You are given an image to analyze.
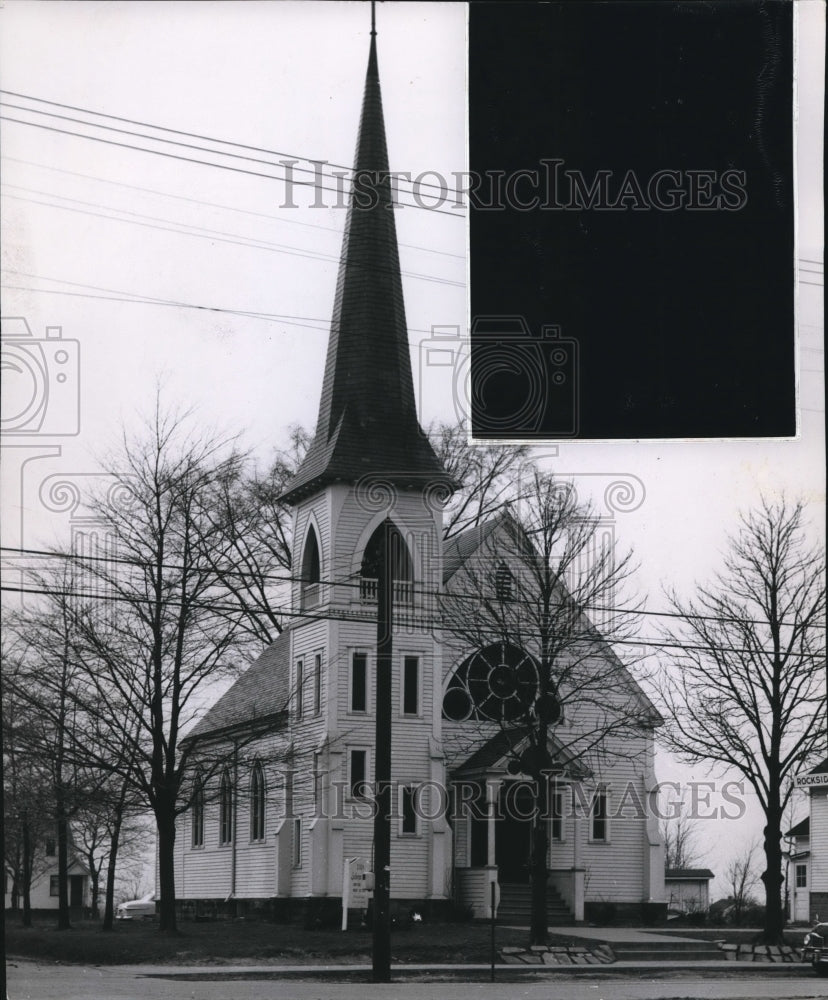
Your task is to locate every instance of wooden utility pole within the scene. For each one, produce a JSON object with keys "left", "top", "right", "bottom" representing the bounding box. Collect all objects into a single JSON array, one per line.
[{"left": 372, "top": 518, "right": 393, "bottom": 982}]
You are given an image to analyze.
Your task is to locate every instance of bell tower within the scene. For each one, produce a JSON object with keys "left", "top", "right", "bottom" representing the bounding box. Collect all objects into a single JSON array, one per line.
[{"left": 279, "top": 18, "right": 454, "bottom": 906}]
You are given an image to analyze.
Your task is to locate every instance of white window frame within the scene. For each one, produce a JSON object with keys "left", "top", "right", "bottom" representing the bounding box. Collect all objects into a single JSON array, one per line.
[
  {"left": 292, "top": 817, "right": 302, "bottom": 868},
  {"left": 349, "top": 650, "right": 370, "bottom": 714},
  {"left": 589, "top": 787, "right": 610, "bottom": 844},
  {"left": 313, "top": 651, "right": 323, "bottom": 715},
  {"left": 191, "top": 776, "right": 205, "bottom": 849},
  {"left": 295, "top": 659, "right": 304, "bottom": 719},
  {"left": 398, "top": 783, "right": 420, "bottom": 837},
  {"left": 400, "top": 653, "right": 421, "bottom": 717},
  {"left": 348, "top": 747, "right": 371, "bottom": 800},
  {"left": 550, "top": 787, "right": 565, "bottom": 843},
  {"left": 795, "top": 863, "right": 807, "bottom": 888},
  {"left": 219, "top": 768, "right": 234, "bottom": 846},
  {"left": 249, "top": 762, "right": 266, "bottom": 843}
]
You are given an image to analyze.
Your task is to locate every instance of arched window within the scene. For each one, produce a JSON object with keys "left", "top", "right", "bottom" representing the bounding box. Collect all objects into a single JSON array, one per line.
[
  {"left": 360, "top": 521, "right": 414, "bottom": 605},
  {"left": 301, "top": 526, "right": 321, "bottom": 608},
  {"left": 219, "top": 769, "right": 234, "bottom": 845},
  {"left": 442, "top": 642, "right": 539, "bottom": 723},
  {"left": 250, "top": 762, "right": 266, "bottom": 842},
  {"left": 191, "top": 774, "right": 204, "bottom": 848}
]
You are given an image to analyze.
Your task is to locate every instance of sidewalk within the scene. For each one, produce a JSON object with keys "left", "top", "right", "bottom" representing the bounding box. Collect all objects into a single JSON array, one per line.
[{"left": 80, "top": 959, "right": 813, "bottom": 978}]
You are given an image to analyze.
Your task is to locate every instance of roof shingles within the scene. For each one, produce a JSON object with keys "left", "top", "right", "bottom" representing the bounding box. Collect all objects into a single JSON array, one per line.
[{"left": 187, "top": 630, "right": 291, "bottom": 740}]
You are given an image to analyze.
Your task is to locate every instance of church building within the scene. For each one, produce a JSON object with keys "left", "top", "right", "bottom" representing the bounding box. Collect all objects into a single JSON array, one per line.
[{"left": 170, "top": 24, "right": 666, "bottom": 926}]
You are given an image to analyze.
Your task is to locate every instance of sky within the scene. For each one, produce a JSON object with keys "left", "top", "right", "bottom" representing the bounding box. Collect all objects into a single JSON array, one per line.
[{"left": 0, "top": 0, "right": 824, "bottom": 899}]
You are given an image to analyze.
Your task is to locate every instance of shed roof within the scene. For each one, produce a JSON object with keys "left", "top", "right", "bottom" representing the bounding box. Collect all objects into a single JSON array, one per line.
[{"left": 665, "top": 868, "right": 715, "bottom": 881}]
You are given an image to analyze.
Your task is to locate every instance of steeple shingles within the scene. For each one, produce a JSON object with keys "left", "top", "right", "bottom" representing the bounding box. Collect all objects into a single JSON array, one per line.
[{"left": 281, "top": 34, "right": 452, "bottom": 505}]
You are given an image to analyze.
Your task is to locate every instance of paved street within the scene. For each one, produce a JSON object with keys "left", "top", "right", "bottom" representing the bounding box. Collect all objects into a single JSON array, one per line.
[{"left": 6, "top": 961, "right": 828, "bottom": 1000}]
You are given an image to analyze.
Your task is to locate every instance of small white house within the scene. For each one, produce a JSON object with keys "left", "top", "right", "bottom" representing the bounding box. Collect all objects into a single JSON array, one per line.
[
  {"left": 787, "top": 816, "right": 811, "bottom": 923},
  {"left": 664, "top": 868, "right": 713, "bottom": 914},
  {"left": 4, "top": 839, "right": 90, "bottom": 913}
]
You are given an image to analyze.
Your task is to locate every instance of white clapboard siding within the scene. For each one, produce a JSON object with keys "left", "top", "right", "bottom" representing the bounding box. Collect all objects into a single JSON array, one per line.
[{"left": 810, "top": 791, "right": 828, "bottom": 891}]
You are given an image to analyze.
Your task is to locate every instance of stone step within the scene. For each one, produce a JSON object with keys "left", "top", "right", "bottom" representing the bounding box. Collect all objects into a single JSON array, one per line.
[
  {"left": 611, "top": 946, "right": 724, "bottom": 962},
  {"left": 613, "top": 940, "right": 720, "bottom": 953}
]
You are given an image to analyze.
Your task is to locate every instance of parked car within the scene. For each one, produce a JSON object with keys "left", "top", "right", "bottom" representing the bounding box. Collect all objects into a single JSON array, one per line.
[
  {"left": 116, "top": 893, "right": 156, "bottom": 920},
  {"left": 801, "top": 922, "right": 828, "bottom": 975}
]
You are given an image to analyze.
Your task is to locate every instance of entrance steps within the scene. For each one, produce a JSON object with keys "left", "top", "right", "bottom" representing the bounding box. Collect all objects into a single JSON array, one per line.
[
  {"left": 497, "top": 882, "right": 573, "bottom": 926},
  {"left": 609, "top": 938, "right": 724, "bottom": 962}
]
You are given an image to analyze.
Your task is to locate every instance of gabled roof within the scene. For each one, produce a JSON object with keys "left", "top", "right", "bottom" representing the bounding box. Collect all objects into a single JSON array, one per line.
[
  {"left": 665, "top": 868, "right": 715, "bottom": 881},
  {"left": 442, "top": 518, "right": 501, "bottom": 584},
  {"left": 787, "top": 816, "right": 810, "bottom": 838},
  {"left": 187, "top": 630, "right": 291, "bottom": 741},
  {"left": 809, "top": 757, "right": 828, "bottom": 775},
  {"left": 281, "top": 33, "right": 451, "bottom": 505},
  {"left": 450, "top": 728, "right": 591, "bottom": 780},
  {"left": 441, "top": 514, "right": 663, "bottom": 728}
]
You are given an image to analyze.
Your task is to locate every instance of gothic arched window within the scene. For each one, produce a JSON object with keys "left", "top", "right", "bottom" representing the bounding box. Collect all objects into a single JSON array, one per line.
[
  {"left": 250, "top": 762, "right": 266, "bottom": 842},
  {"left": 191, "top": 774, "right": 204, "bottom": 848},
  {"left": 359, "top": 521, "right": 414, "bottom": 605},
  {"left": 219, "top": 768, "right": 234, "bottom": 845},
  {"left": 301, "top": 525, "right": 321, "bottom": 608}
]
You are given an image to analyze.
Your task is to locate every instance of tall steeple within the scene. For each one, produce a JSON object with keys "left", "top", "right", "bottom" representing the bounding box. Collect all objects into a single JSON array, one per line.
[{"left": 281, "top": 23, "right": 452, "bottom": 505}]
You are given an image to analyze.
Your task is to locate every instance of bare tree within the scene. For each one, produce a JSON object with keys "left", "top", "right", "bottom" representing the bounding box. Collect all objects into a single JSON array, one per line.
[
  {"left": 73, "top": 774, "right": 148, "bottom": 926},
  {"left": 1, "top": 653, "right": 52, "bottom": 927},
  {"left": 660, "top": 811, "right": 703, "bottom": 870},
  {"left": 441, "top": 471, "right": 654, "bottom": 945},
  {"left": 65, "top": 403, "right": 252, "bottom": 935},
  {"left": 725, "top": 841, "right": 760, "bottom": 923},
  {"left": 3, "top": 573, "right": 105, "bottom": 931},
  {"left": 429, "top": 421, "right": 532, "bottom": 538},
  {"left": 657, "top": 497, "right": 826, "bottom": 943},
  {"left": 202, "top": 424, "right": 311, "bottom": 645}
]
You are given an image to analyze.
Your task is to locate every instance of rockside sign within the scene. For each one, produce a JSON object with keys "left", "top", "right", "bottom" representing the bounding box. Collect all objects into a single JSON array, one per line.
[{"left": 795, "top": 772, "right": 828, "bottom": 788}]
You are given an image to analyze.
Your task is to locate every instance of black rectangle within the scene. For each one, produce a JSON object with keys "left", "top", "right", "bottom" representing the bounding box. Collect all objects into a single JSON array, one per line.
[{"left": 469, "top": 1, "right": 795, "bottom": 439}]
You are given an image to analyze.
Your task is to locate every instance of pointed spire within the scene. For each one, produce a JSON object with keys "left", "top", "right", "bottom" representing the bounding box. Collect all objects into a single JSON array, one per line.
[{"left": 282, "top": 23, "right": 453, "bottom": 505}]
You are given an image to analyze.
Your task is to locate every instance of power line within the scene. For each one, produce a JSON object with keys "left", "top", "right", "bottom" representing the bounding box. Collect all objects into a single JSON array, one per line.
[
  {"left": 0, "top": 89, "right": 457, "bottom": 197},
  {"left": 0, "top": 191, "right": 464, "bottom": 289},
  {"left": 1, "top": 155, "right": 466, "bottom": 260},
  {"left": 2, "top": 581, "right": 824, "bottom": 664},
  {"left": 4, "top": 545, "right": 824, "bottom": 633},
  {"left": 0, "top": 270, "right": 452, "bottom": 338},
  {"left": 0, "top": 114, "right": 464, "bottom": 219}
]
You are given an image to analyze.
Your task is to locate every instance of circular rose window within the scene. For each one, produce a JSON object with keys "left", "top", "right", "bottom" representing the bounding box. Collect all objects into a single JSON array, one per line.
[{"left": 443, "top": 642, "right": 539, "bottom": 722}]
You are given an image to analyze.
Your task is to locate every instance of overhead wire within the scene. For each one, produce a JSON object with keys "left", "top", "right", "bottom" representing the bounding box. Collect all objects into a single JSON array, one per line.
[
  {"left": 0, "top": 190, "right": 464, "bottom": 288},
  {"left": 0, "top": 89, "right": 458, "bottom": 197},
  {"left": 3, "top": 545, "right": 824, "bottom": 635},
  {"left": 1, "top": 155, "right": 466, "bottom": 259}
]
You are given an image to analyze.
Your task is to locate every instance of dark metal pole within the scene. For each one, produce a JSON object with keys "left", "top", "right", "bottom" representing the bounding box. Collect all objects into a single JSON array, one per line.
[
  {"left": 372, "top": 519, "right": 393, "bottom": 982},
  {"left": 490, "top": 880, "right": 496, "bottom": 982}
]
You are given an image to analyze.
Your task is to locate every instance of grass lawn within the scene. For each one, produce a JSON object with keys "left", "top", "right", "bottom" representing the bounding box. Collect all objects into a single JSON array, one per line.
[{"left": 4, "top": 916, "right": 567, "bottom": 966}]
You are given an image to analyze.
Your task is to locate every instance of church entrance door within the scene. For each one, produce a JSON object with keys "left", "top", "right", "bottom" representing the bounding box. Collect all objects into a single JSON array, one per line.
[{"left": 495, "top": 783, "right": 534, "bottom": 884}]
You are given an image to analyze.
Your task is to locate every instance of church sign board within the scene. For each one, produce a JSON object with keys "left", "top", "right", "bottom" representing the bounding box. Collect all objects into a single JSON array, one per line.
[{"left": 341, "top": 857, "right": 371, "bottom": 930}]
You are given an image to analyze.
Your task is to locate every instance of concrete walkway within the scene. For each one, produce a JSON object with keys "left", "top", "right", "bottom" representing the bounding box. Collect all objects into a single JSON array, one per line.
[{"left": 502, "top": 924, "right": 713, "bottom": 943}]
